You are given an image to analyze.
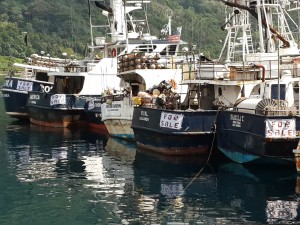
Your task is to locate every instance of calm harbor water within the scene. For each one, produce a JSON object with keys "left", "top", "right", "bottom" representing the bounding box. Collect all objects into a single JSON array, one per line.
[{"left": 0, "top": 96, "right": 299, "bottom": 225}]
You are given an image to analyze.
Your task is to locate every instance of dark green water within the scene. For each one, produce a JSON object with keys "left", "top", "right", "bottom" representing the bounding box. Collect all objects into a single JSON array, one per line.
[{"left": 0, "top": 96, "right": 299, "bottom": 225}]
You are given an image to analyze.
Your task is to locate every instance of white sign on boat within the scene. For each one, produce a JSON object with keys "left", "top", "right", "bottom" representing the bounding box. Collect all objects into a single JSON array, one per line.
[
  {"left": 160, "top": 112, "right": 183, "bottom": 130},
  {"left": 265, "top": 119, "right": 296, "bottom": 138},
  {"left": 50, "top": 94, "right": 66, "bottom": 106},
  {"left": 17, "top": 80, "right": 33, "bottom": 91}
]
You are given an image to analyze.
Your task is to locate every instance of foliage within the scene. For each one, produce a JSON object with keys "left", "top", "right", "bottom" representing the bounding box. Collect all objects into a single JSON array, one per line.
[
  {"left": 0, "top": 55, "right": 23, "bottom": 75},
  {"left": 0, "top": 0, "right": 227, "bottom": 61}
]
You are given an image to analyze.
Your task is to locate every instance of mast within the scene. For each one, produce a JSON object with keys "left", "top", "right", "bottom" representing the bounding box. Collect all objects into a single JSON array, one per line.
[
  {"left": 219, "top": 1, "right": 253, "bottom": 62},
  {"left": 220, "top": 0, "right": 299, "bottom": 62}
]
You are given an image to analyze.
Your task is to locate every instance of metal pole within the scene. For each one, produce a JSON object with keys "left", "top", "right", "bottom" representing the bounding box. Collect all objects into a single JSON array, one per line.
[{"left": 278, "top": 48, "right": 280, "bottom": 111}]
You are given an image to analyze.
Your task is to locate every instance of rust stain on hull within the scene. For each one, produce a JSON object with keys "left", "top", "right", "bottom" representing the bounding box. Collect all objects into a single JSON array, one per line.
[
  {"left": 30, "top": 117, "right": 81, "bottom": 128},
  {"left": 136, "top": 142, "right": 210, "bottom": 156}
]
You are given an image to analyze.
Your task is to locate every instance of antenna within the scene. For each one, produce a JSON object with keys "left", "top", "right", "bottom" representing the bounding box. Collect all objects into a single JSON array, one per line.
[{"left": 166, "top": 9, "right": 173, "bottom": 35}]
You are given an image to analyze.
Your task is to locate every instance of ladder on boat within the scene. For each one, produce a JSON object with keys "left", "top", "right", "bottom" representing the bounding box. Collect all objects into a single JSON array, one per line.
[
  {"left": 227, "top": 10, "right": 254, "bottom": 61},
  {"left": 274, "top": 4, "right": 295, "bottom": 46},
  {"left": 24, "top": 67, "right": 34, "bottom": 79}
]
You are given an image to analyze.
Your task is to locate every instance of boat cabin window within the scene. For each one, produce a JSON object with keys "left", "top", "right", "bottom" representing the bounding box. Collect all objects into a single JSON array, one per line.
[
  {"left": 137, "top": 45, "right": 156, "bottom": 53},
  {"left": 53, "top": 76, "right": 85, "bottom": 94},
  {"left": 169, "top": 45, "right": 177, "bottom": 55},
  {"left": 118, "top": 47, "right": 125, "bottom": 55},
  {"left": 271, "top": 84, "right": 286, "bottom": 100},
  {"left": 251, "top": 84, "right": 261, "bottom": 95},
  {"left": 160, "top": 45, "right": 177, "bottom": 56},
  {"left": 294, "top": 83, "right": 299, "bottom": 93},
  {"left": 36, "top": 72, "right": 49, "bottom": 82}
]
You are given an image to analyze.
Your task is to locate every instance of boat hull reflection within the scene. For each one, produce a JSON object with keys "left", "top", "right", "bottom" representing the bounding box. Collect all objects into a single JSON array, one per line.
[{"left": 217, "top": 163, "right": 299, "bottom": 224}]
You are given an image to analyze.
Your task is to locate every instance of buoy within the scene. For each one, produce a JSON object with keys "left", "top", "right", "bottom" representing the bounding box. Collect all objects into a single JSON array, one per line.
[{"left": 111, "top": 48, "right": 117, "bottom": 57}]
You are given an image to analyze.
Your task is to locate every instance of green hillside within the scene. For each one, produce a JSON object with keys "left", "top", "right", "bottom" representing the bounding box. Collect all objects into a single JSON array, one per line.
[{"left": 0, "top": 0, "right": 226, "bottom": 71}]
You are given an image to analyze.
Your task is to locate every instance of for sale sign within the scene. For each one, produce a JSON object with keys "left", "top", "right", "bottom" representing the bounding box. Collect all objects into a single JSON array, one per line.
[
  {"left": 50, "top": 94, "right": 66, "bottom": 106},
  {"left": 160, "top": 112, "right": 183, "bottom": 130},
  {"left": 17, "top": 80, "right": 33, "bottom": 91},
  {"left": 265, "top": 119, "right": 296, "bottom": 138}
]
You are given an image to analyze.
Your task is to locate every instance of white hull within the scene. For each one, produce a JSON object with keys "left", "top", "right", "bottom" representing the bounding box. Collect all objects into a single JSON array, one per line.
[
  {"left": 101, "top": 96, "right": 134, "bottom": 140},
  {"left": 104, "top": 119, "right": 134, "bottom": 140}
]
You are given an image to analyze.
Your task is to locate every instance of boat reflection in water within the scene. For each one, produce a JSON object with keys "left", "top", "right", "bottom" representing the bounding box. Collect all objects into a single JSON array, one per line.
[
  {"left": 84, "top": 137, "right": 219, "bottom": 224},
  {"left": 217, "top": 163, "right": 300, "bottom": 224},
  {"left": 83, "top": 137, "right": 136, "bottom": 199},
  {"left": 5, "top": 123, "right": 108, "bottom": 182},
  {"left": 133, "top": 148, "right": 218, "bottom": 224},
  {"left": 3, "top": 123, "right": 300, "bottom": 225},
  {"left": 105, "top": 137, "right": 136, "bottom": 163}
]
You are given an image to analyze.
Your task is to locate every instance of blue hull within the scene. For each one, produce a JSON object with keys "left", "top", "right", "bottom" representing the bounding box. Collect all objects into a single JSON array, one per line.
[
  {"left": 83, "top": 99, "right": 108, "bottom": 134},
  {"left": 28, "top": 106, "right": 84, "bottom": 128},
  {"left": 1, "top": 77, "right": 52, "bottom": 120},
  {"left": 216, "top": 110, "right": 300, "bottom": 164},
  {"left": 131, "top": 107, "right": 217, "bottom": 155},
  {"left": 1, "top": 89, "right": 28, "bottom": 119},
  {"left": 27, "top": 91, "right": 88, "bottom": 128}
]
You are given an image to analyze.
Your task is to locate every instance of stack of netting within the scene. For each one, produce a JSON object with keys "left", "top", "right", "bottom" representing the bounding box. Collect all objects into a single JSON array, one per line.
[{"left": 118, "top": 52, "right": 165, "bottom": 72}]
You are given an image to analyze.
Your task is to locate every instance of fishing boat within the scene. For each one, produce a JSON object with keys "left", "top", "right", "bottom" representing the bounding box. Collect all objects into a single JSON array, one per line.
[
  {"left": 1, "top": 54, "right": 62, "bottom": 120},
  {"left": 100, "top": 52, "right": 187, "bottom": 140},
  {"left": 26, "top": 0, "right": 122, "bottom": 128},
  {"left": 216, "top": 0, "right": 300, "bottom": 167},
  {"left": 90, "top": 1, "right": 190, "bottom": 140},
  {"left": 26, "top": 57, "right": 119, "bottom": 128},
  {"left": 84, "top": 96, "right": 108, "bottom": 133},
  {"left": 131, "top": 0, "right": 293, "bottom": 155},
  {"left": 130, "top": 58, "right": 268, "bottom": 155}
]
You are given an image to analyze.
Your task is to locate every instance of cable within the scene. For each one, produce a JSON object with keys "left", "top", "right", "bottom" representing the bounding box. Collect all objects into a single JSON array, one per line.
[{"left": 155, "top": 108, "right": 221, "bottom": 224}]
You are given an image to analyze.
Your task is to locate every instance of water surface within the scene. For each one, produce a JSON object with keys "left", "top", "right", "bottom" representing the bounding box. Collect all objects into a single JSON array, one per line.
[{"left": 0, "top": 96, "right": 299, "bottom": 225}]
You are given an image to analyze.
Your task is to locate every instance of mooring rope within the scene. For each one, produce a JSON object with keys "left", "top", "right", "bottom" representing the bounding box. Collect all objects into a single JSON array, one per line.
[{"left": 155, "top": 108, "right": 221, "bottom": 224}]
